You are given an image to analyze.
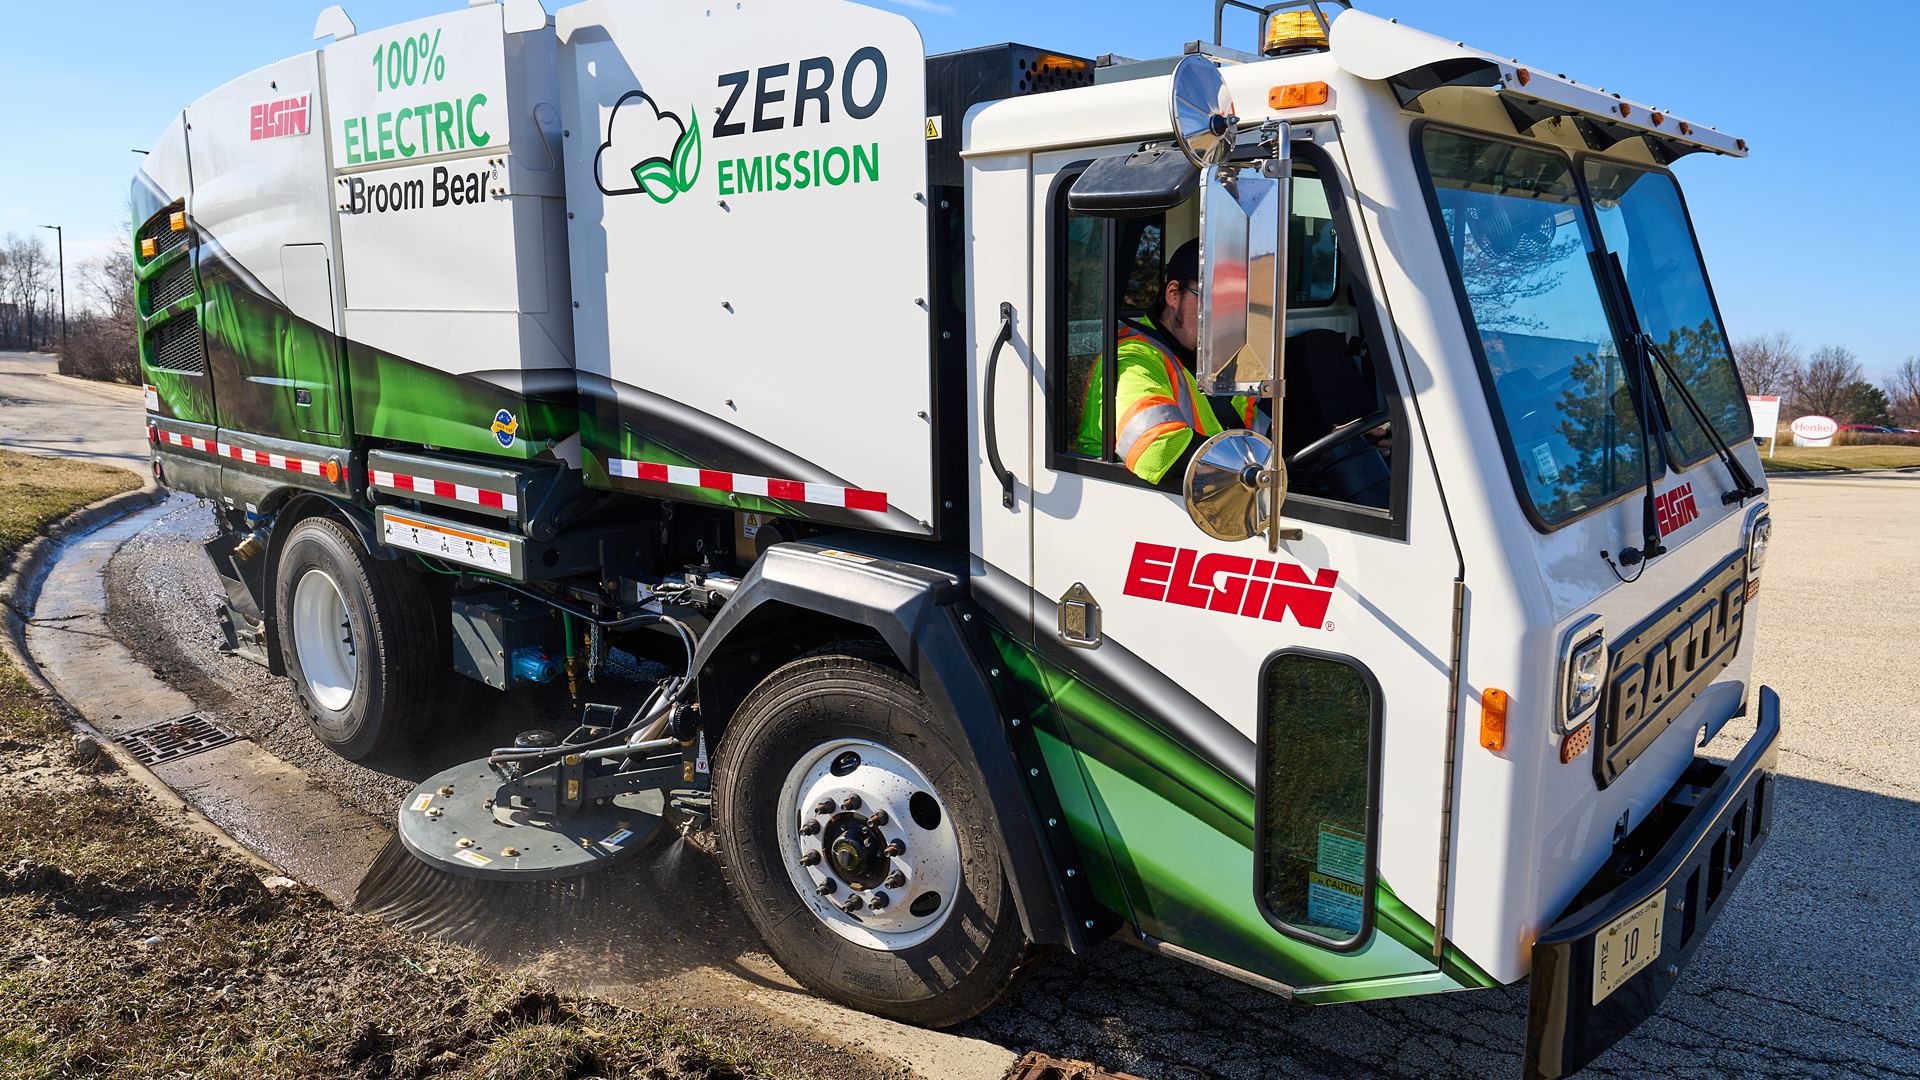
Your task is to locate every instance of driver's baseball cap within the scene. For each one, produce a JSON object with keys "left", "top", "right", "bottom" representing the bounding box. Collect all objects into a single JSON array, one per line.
[{"left": 1166, "top": 238, "right": 1200, "bottom": 285}]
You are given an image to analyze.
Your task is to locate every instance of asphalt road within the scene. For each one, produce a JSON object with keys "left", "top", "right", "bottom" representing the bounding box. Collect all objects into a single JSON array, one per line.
[
  {"left": 4, "top": 366, "right": 1914, "bottom": 1078},
  {"left": 0, "top": 350, "right": 149, "bottom": 473}
]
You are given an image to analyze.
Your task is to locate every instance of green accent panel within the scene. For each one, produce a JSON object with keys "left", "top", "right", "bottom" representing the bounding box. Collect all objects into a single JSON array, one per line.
[
  {"left": 992, "top": 633, "right": 1493, "bottom": 999},
  {"left": 578, "top": 403, "right": 804, "bottom": 518},
  {"left": 348, "top": 343, "right": 575, "bottom": 458},
  {"left": 142, "top": 359, "right": 216, "bottom": 426},
  {"left": 199, "top": 273, "right": 345, "bottom": 444}
]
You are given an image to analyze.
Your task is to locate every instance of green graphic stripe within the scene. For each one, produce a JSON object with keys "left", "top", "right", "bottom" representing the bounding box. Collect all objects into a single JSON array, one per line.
[
  {"left": 987, "top": 626, "right": 1497, "bottom": 997},
  {"left": 348, "top": 344, "right": 575, "bottom": 458}
]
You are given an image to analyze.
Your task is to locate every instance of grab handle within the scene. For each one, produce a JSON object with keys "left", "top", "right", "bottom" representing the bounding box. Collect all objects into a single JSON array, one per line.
[{"left": 984, "top": 302, "right": 1016, "bottom": 509}]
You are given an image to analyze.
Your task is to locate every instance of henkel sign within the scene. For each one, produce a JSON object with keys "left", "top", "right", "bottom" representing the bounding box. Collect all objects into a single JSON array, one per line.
[
  {"left": 1790, "top": 414, "right": 1838, "bottom": 447},
  {"left": 1654, "top": 482, "right": 1698, "bottom": 537},
  {"left": 1122, "top": 542, "right": 1339, "bottom": 630}
]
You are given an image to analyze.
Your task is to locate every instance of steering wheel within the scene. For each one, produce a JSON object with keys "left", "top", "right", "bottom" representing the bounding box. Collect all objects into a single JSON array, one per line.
[{"left": 1288, "top": 410, "right": 1391, "bottom": 471}]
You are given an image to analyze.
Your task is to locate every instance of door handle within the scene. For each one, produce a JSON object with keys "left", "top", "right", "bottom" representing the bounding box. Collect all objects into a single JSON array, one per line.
[{"left": 984, "top": 301, "right": 1016, "bottom": 509}]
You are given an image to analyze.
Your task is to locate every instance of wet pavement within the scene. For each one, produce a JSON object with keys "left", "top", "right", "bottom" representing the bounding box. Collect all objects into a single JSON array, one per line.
[{"left": 91, "top": 485, "right": 1920, "bottom": 1079}]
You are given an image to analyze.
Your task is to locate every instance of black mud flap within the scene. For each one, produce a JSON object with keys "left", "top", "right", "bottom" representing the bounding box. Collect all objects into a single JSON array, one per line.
[{"left": 1524, "top": 687, "right": 1781, "bottom": 1080}]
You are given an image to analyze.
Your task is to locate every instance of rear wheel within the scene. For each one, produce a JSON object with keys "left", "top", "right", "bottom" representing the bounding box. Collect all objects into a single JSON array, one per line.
[
  {"left": 715, "top": 654, "right": 1043, "bottom": 1027},
  {"left": 274, "top": 515, "right": 435, "bottom": 759}
]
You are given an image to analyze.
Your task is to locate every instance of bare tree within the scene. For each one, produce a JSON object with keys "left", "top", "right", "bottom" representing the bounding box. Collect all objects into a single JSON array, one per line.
[
  {"left": 1888, "top": 357, "right": 1920, "bottom": 429},
  {"left": 1732, "top": 331, "right": 1800, "bottom": 397},
  {"left": 1789, "top": 344, "right": 1863, "bottom": 418},
  {"left": 55, "top": 217, "right": 140, "bottom": 383},
  {"left": 0, "top": 232, "right": 53, "bottom": 348}
]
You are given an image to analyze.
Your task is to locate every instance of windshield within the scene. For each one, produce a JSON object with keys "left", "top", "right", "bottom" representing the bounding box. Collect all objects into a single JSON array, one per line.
[
  {"left": 1585, "top": 161, "right": 1750, "bottom": 465},
  {"left": 1419, "top": 129, "right": 1649, "bottom": 524}
]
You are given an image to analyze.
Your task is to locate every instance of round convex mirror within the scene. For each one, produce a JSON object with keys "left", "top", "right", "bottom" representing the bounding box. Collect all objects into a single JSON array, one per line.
[
  {"left": 1184, "top": 430, "right": 1283, "bottom": 542},
  {"left": 1170, "top": 54, "right": 1238, "bottom": 168}
]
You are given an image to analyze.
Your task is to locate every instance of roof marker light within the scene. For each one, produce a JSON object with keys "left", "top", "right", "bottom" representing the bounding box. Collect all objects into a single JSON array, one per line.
[
  {"left": 1619, "top": 102, "right": 1633, "bottom": 118},
  {"left": 1679, "top": 120, "right": 1692, "bottom": 135},
  {"left": 1516, "top": 67, "right": 1531, "bottom": 86},
  {"left": 1479, "top": 688, "right": 1509, "bottom": 752},
  {"left": 1651, "top": 111, "right": 1665, "bottom": 127},
  {"left": 1269, "top": 81, "right": 1330, "bottom": 110}
]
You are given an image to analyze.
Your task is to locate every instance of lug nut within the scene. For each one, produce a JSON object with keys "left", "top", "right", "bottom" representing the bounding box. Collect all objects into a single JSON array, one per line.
[
  {"left": 841, "top": 794, "right": 862, "bottom": 811},
  {"left": 801, "top": 850, "right": 821, "bottom": 866},
  {"left": 799, "top": 820, "right": 821, "bottom": 835},
  {"left": 869, "top": 890, "right": 890, "bottom": 910},
  {"left": 816, "top": 879, "right": 837, "bottom": 895},
  {"left": 885, "top": 870, "right": 906, "bottom": 888},
  {"left": 841, "top": 894, "right": 864, "bottom": 912},
  {"left": 867, "top": 809, "right": 889, "bottom": 827},
  {"left": 885, "top": 838, "right": 906, "bottom": 857},
  {"left": 814, "top": 798, "right": 836, "bottom": 815}
]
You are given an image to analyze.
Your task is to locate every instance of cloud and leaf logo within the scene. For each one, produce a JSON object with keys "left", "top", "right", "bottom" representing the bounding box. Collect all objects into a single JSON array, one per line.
[{"left": 595, "top": 90, "right": 701, "bottom": 204}]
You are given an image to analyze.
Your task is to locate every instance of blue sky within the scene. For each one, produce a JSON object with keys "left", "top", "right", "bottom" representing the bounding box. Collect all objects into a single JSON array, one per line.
[{"left": 3, "top": 0, "right": 1912, "bottom": 381}]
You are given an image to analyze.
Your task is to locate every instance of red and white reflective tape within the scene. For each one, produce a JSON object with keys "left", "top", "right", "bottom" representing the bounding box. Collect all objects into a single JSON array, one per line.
[
  {"left": 607, "top": 458, "right": 888, "bottom": 513},
  {"left": 371, "top": 470, "right": 519, "bottom": 513},
  {"left": 157, "top": 429, "right": 339, "bottom": 483}
]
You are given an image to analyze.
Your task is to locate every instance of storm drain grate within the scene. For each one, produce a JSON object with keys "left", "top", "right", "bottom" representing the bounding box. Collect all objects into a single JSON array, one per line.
[{"left": 113, "top": 713, "right": 241, "bottom": 766}]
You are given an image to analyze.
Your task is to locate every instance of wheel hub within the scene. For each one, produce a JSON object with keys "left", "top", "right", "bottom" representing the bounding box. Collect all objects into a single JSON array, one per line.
[
  {"left": 777, "top": 739, "right": 963, "bottom": 951},
  {"left": 821, "top": 813, "right": 890, "bottom": 888}
]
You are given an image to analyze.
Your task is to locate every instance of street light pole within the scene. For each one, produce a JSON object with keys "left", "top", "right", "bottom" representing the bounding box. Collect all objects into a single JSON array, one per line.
[{"left": 41, "top": 225, "right": 65, "bottom": 352}]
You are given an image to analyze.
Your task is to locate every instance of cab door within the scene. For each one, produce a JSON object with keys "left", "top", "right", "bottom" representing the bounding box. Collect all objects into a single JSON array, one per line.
[{"left": 980, "top": 133, "right": 1469, "bottom": 992}]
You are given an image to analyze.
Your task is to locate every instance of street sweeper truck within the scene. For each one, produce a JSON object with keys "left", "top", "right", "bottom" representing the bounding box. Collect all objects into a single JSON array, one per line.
[{"left": 133, "top": 1, "right": 1781, "bottom": 1074}]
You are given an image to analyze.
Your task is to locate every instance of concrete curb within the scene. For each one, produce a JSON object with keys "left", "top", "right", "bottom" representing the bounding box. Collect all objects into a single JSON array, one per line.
[
  {"left": 0, "top": 484, "right": 278, "bottom": 875},
  {"left": 0, "top": 477, "right": 166, "bottom": 618}
]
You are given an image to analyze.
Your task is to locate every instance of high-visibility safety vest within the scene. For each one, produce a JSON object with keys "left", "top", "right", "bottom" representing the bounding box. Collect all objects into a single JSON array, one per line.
[{"left": 1072, "top": 317, "right": 1268, "bottom": 484}]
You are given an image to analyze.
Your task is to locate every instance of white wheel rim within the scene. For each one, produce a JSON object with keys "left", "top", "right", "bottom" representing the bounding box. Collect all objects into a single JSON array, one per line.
[
  {"left": 292, "top": 568, "right": 356, "bottom": 713},
  {"left": 777, "top": 739, "right": 962, "bottom": 950}
]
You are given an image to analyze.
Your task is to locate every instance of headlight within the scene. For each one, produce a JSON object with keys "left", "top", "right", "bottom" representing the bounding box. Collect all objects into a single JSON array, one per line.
[{"left": 1558, "top": 616, "right": 1606, "bottom": 734}]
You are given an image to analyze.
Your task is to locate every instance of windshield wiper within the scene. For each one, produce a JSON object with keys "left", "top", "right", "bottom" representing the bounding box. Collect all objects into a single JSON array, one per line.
[
  {"left": 1642, "top": 335, "right": 1766, "bottom": 504},
  {"left": 1592, "top": 252, "right": 1666, "bottom": 572}
]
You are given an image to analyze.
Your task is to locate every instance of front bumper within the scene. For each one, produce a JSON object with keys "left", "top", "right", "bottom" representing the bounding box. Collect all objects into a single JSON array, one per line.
[{"left": 1524, "top": 687, "right": 1781, "bottom": 1080}]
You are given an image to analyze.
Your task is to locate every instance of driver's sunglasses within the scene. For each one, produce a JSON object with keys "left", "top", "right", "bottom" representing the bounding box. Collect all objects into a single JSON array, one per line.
[{"left": 1181, "top": 282, "right": 1201, "bottom": 298}]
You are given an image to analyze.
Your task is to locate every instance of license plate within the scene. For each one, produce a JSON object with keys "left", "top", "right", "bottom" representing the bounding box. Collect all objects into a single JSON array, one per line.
[{"left": 1593, "top": 889, "right": 1664, "bottom": 1004}]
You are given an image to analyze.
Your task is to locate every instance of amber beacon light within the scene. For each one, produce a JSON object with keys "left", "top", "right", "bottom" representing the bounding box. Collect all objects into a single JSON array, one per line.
[{"left": 1264, "top": 11, "right": 1330, "bottom": 54}]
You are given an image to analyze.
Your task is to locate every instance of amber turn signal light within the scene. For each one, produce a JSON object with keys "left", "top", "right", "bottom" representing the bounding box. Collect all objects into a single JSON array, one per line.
[
  {"left": 1479, "top": 688, "right": 1509, "bottom": 751},
  {"left": 169, "top": 211, "right": 186, "bottom": 233},
  {"left": 1269, "top": 81, "right": 1330, "bottom": 110},
  {"left": 139, "top": 238, "right": 156, "bottom": 259},
  {"left": 1560, "top": 721, "right": 1592, "bottom": 764}
]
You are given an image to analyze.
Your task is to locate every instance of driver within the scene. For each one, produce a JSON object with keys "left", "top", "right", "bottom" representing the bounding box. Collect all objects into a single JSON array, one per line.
[{"left": 1073, "top": 239, "right": 1268, "bottom": 483}]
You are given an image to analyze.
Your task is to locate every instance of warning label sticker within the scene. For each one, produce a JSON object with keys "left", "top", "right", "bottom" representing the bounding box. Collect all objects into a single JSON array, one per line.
[
  {"left": 410, "top": 794, "right": 434, "bottom": 812},
  {"left": 1317, "top": 824, "right": 1366, "bottom": 883},
  {"left": 601, "top": 829, "right": 635, "bottom": 848},
  {"left": 1308, "top": 872, "right": 1364, "bottom": 933},
  {"left": 381, "top": 512, "right": 513, "bottom": 573},
  {"left": 454, "top": 850, "right": 493, "bottom": 867}
]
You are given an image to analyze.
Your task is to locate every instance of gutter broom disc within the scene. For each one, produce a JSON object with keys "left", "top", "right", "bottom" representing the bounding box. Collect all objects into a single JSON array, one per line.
[{"left": 397, "top": 757, "right": 664, "bottom": 881}]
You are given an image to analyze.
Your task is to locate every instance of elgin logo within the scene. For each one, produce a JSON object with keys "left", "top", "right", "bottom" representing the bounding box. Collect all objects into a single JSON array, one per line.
[
  {"left": 1122, "top": 542, "right": 1339, "bottom": 630},
  {"left": 1655, "top": 482, "right": 1699, "bottom": 537},
  {"left": 249, "top": 95, "right": 310, "bottom": 141}
]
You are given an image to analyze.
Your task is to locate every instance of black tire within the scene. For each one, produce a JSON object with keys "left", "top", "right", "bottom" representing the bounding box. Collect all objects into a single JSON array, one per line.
[
  {"left": 273, "top": 515, "right": 436, "bottom": 760},
  {"left": 714, "top": 654, "right": 1044, "bottom": 1028}
]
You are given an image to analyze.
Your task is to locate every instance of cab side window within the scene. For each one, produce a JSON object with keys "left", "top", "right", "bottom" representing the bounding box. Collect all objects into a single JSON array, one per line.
[
  {"left": 1048, "top": 149, "right": 1407, "bottom": 537},
  {"left": 1055, "top": 205, "right": 1173, "bottom": 464}
]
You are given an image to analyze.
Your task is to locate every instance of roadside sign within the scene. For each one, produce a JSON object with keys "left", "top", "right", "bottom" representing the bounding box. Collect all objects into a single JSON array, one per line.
[
  {"left": 1790, "top": 414, "right": 1838, "bottom": 447},
  {"left": 1749, "top": 395, "right": 1781, "bottom": 457}
]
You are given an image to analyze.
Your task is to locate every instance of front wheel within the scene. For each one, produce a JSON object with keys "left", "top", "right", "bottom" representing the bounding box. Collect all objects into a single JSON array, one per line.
[
  {"left": 714, "top": 654, "right": 1043, "bottom": 1027},
  {"left": 273, "top": 515, "right": 435, "bottom": 759}
]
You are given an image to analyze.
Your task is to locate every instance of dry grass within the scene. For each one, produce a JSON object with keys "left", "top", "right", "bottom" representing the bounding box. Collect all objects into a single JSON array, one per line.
[
  {"left": 1758, "top": 444, "right": 1920, "bottom": 473},
  {"left": 0, "top": 652, "right": 855, "bottom": 1080},
  {"left": 0, "top": 449, "right": 142, "bottom": 567}
]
